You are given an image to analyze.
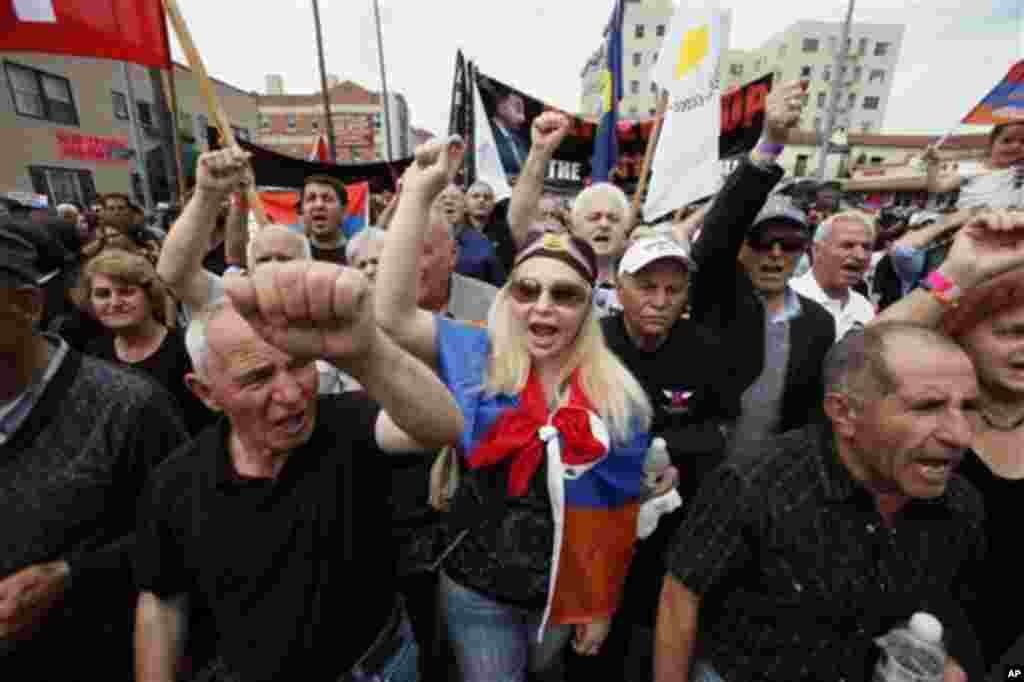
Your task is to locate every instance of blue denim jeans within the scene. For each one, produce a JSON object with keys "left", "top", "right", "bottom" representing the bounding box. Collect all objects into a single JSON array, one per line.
[
  {"left": 691, "top": 660, "right": 724, "bottom": 682},
  {"left": 349, "top": 612, "right": 419, "bottom": 682},
  {"left": 440, "top": 571, "right": 573, "bottom": 682}
]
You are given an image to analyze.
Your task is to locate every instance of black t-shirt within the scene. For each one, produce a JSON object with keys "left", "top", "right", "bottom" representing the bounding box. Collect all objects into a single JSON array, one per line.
[
  {"left": 601, "top": 313, "right": 739, "bottom": 624},
  {"left": 482, "top": 199, "right": 518, "bottom": 275},
  {"left": 202, "top": 241, "right": 228, "bottom": 277},
  {"left": 312, "top": 243, "right": 348, "bottom": 266},
  {"left": 135, "top": 394, "right": 393, "bottom": 682},
  {"left": 85, "top": 329, "right": 214, "bottom": 437},
  {"left": 956, "top": 449, "right": 1024, "bottom": 667}
]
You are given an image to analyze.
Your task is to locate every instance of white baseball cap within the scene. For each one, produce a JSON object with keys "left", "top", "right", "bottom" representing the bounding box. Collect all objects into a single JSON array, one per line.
[{"left": 619, "top": 236, "right": 695, "bottom": 277}]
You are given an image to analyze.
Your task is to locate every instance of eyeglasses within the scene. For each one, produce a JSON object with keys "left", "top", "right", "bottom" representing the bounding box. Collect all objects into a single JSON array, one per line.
[
  {"left": 746, "top": 233, "right": 808, "bottom": 253},
  {"left": 508, "top": 278, "right": 590, "bottom": 308}
]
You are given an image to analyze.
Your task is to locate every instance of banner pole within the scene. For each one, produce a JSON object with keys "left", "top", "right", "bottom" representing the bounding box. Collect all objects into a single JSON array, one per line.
[
  {"left": 632, "top": 90, "right": 669, "bottom": 216},
  {"left": 162, "top": 68, "right": 187, "bottom": 202},
  {"left": 161, "top": 0, "right": 268, "bottom": 226}
]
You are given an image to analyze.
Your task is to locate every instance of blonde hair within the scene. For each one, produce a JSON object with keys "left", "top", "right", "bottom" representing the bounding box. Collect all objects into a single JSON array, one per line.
[
  {"left": 74, "top": 248, "right": 176, "bottom": 327},
  {"left": 483, "top": 283, "right": 651, "bottom": 443}
]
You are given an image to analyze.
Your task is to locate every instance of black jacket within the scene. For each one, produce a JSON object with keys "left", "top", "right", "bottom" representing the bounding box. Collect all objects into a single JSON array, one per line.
[{"left": 690, "top": 158, "right": 835, "bottom": 434}]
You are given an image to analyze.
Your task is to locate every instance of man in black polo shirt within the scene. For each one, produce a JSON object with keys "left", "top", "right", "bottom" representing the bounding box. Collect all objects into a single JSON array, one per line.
[
  {"left": 580, "top": 236, "right": 737, "bottom": 681},
  {"left": 655, "top": 323, "right": 985, "bottom": 682},
  {"left": 134, "top": 261, "right": 465, "bottom": 682}
]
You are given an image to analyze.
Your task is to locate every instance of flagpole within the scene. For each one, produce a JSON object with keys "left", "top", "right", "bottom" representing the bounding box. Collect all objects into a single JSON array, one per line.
[
  {"left": 372, "top": 0, "right": 394, "bottom": 162},
  {"left": 312, "top": 0, "right": 337, "bottom": 163},
  {"left": 121, "top": 62, "right": 154, "bottom": 213},
  {"left": 632, "top": 90, "right": 669, "bottom": 215},
  {"left": 162, "top": 68, "right": 187, "bottom": 202},
  {"left": 162, "top": 0, "right": 268, "bottom": 226}
]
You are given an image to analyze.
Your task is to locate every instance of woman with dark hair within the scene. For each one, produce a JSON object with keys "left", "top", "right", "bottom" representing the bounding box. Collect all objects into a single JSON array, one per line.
[
  {"left": 876, "top": 208, "right": 1024, "bottom": 672},
  {"left": 924, "top": 122, "right": 1024, "bottom": 209},
  {"left": 377, "top": 137, "right": 656, "bottom": 681},
  {"left": 75, "top": 248, "right": 212, "bottom": 436}
]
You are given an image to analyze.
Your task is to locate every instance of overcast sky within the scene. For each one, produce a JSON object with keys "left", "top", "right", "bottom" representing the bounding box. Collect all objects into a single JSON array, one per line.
[{"left": 170, "top": 0, "right": 1021, "bottom": 138}]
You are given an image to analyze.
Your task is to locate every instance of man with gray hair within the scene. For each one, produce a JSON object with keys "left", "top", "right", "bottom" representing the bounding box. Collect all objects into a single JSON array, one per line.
[
  {"left": 656, "top": 322, "right": 985, "bottom": 682},
  {"left": 346, "top": 226, "right": 387, "bottom": 284},
  {"left": 134, "top": 260, "right": 465, "bottom": 682},
  {"left": 791, "top": 211, "right": 877, "bottom": 338}
]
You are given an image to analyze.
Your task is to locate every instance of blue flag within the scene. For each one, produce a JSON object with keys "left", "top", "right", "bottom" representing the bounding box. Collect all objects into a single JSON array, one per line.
[{"left": 591, "top": 0, "right": 625, "bottom": 182}]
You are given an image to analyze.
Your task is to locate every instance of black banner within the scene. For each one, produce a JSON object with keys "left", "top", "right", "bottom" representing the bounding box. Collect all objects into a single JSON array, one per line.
[{"left": 469, "top": 65, "right": 772, "bottom": 193}]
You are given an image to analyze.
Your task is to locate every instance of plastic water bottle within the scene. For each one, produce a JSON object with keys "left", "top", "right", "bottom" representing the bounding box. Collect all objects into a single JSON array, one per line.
[
  {"left": 872, "top": 612, "right": 946, "bottom": 682},
  {"left": 643, "top": 437, "right": 670, "bottom": 492}
]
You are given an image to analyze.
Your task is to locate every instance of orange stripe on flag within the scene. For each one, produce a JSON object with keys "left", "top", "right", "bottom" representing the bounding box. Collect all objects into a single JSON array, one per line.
[{"left": 548, "top": 503, "right": 640, "bottom": 625}]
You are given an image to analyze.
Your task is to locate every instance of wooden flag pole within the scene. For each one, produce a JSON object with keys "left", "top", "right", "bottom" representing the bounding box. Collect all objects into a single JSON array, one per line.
[
  {"left": 161, "top": 0, "right": 268, "bottom": 226},
  {"left": 632, "top": 90, "right": 670, "bottom": 218}
]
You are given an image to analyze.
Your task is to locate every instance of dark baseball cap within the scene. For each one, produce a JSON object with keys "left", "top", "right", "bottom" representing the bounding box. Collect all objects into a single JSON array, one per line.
[
  {"left": 748, "top": 195, "right": 810, "bottom": 236},
  {"left": 0, "top": 218, "right": 73, "bottom": 289}
]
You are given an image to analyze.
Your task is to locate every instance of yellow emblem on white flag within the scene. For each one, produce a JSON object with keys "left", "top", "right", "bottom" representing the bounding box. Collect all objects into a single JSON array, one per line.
[{"left": 675, "top": 25, "right": 709, "bottom": 80}]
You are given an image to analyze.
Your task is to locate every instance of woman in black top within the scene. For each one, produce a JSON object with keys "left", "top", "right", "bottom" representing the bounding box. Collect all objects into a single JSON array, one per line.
[{"left": 74, "top": 248, "right": 213, "bottom": 437}]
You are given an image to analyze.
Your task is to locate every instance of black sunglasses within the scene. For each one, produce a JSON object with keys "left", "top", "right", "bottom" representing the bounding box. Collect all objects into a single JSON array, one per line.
[
  {"left": 747, "top": 233, "right": 809, "bottom": 253},
  {"left": 508, "top": 278, "right": 590, "bottom": 308}
]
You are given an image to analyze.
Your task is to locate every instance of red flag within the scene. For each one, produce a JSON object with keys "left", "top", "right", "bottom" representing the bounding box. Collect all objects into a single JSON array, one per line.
[{"left": 0, "top": 0, "right": 172, "bottom": 69}]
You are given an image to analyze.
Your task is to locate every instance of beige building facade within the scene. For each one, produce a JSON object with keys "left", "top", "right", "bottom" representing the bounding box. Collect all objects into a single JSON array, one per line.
[{"left": 0, "top": 51, "right": 257, "bottom": 208}]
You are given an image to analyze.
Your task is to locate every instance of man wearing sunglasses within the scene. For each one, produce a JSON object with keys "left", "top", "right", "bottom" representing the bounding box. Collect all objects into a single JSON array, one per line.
[{"left": 686, "top": 81, "right": 836, "bottom": 459}]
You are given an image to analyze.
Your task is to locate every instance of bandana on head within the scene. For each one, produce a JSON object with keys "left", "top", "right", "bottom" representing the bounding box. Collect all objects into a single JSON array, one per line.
[{"left": 512, "top": 232, "right": 598, "bottom": 286}]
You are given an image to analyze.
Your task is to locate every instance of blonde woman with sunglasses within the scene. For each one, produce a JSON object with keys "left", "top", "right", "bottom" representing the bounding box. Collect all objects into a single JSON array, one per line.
[{"left": 376, "top": 135, "right": 653, "bottom": 682}]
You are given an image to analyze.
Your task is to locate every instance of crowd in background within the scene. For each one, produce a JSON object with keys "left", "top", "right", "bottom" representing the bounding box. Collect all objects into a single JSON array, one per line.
[{"left": 3, "top": 79, "right": 1024, "bottom": 682}]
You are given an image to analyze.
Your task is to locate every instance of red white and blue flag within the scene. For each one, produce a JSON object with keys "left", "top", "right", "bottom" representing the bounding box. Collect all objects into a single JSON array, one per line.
[{"left": 962, "top": 60, "right": 1024, "bottom": 126}]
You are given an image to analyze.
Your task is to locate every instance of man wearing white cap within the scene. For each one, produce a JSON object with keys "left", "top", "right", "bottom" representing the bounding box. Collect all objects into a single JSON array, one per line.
[{"left": 588, "top": 236, "right": 737, "bottom": 681}]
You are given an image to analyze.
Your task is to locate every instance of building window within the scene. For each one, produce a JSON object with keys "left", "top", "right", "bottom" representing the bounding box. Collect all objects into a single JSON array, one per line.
[
  {"left": 874, "top": 41, "right": 891, "bottom": 57},
  {"left": 863, "top": 96, "right": 880, "bottom": 110},
  {"left": 794, "top": 154, "right": 809, "bottom": 177},
  {"left": 847, "top": 93, "right": 856, "bottom": 108},
  {"left": 802, "top": 38, "right": 819, "bottom": 53},
  {"left": 869, "top": 69, "right": 886, "bottom": 84},
  {"left": 635, "top": 24, "right": 645, "bottom": 39},
  {"left": 730, "top": 63, "right": 743, "bottom": 76},
  {"left": 4, "top": 61, "right": 79, "bottom": 125},
  {"left": 633, "top": 52, "right": 643, "bottom": 67},
  {"left": 28, "top": 166, "right": 95, "bottom": 206},
  {"left": 352, "top": 148, "right": 361, "bottom": 162},
  {"left": 813, "top": 116, "right": 822, "bottom": 132},
  {"left": 823, "top": 65, "right": 831, "bottom": 82},
  {"left": 259, "top": 113, "right": 270, "bottom": 130},
  {"left": 860, "top": 121, "right": 873, "bottom": 133},
  {"left": 134, "top": 101, "right": 152, "bottom": 127},
  {"left": 817, "top": 91, "right": 827, "bottom": 108},
  {"left": 650, "top": 81, "right": 658, "bottom": 94},
  {"left": 870, "top": 156, "right": 884, "bottom": 165},
  {"left": 630, "top": 80, "right": 640, "bottom": 95},
  {"left": 287, "top": 113, "right": 297, "bottom": 131},
  {"left": 628, "top": 106, "right": 638, "bottom": 115},
  {"left": 858, "top": 37, "right": 869, "bottom": 54},
  {"left": 778, "top": 43, "right": 788, "bottom": 59},
  {"left": 111, "top": 91, "right": 129, "bottom": 120},
  {"left": 800, "top": 65, "right": 812, "bottom": 78},
  {"left": 829, "top": 36, "right": 838, "bottom": 53},
  {"left": 853, "top": 65, "right": 863, "bottom": 82},
  {"left": 656, "top": 24, "right": 666, "bottom": 37},
  {"left": 652, "top": 52, "right": 658, "bottom": 63}
]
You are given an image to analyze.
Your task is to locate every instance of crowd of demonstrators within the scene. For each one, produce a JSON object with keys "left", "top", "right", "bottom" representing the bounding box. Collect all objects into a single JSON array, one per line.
[{"left": 6, "top": 68, "right": 1024, "bottom": 682}]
